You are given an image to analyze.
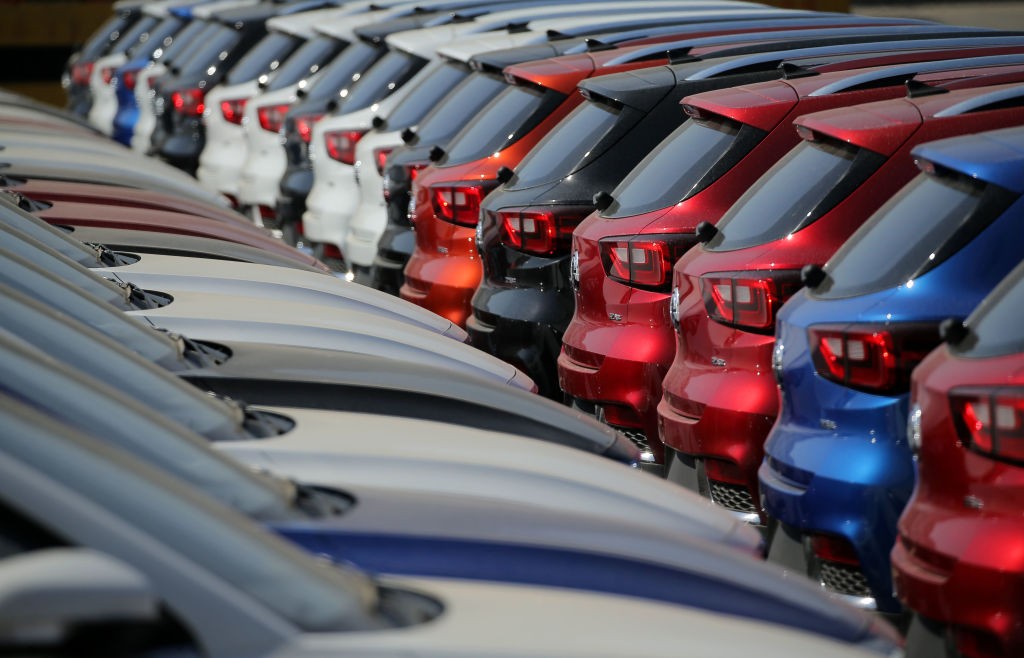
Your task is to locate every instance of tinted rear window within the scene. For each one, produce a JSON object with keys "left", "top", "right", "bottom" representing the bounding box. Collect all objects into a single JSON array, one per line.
[
  {"left": 707, "top": 138, "right": 884, "bottom": 251},
  {"left": 385, "top": 61, "right": 470, "bottom": 131},
  {"left": 606, "top": 116, "right": 764, "bottom": 218},
  {"left": 513, "top": 101, "right": 620, "bottom": 188},
  {"left": 174, "top": 25, "right": 239, "bottom": 77},
  {"left": 157, "top": 20, "right": 209, "bottom": 64},
  {"left": 414, "top": 71, "right": 507, "bottom": 145},
  {"left": 266, "top": 35, "right": 342, "bottom": 91},
  {"left": 445, "top": 83, "right": 565, "bottom": 165},
  {"left": 126, "top": 16, "right": 184, "bottom": 59},
  {"left": 958, "top": 263, "right": 1024, "bottom": 358},
  {"left": 818, "top": 172, "right": 1016, "bottom": 299},
  {"left": 110, "top": 15, "right": 160, "bottom": 56},
  {"left": 226, "top": 32, "right": 301, "bottom": 84},
  {"left": 304, "top": 41, "right": 381, "bottom": 103},
  {"left": 80, "top": 13, "right": 135, "bottom": 60},
  {"left": 337, "top": 50, "right": 427, "bottom": 112}
]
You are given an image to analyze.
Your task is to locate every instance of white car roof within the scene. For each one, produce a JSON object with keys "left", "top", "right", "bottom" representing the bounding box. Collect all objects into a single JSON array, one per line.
[
  {"left": 266, "top": 6, "right": 353, "bottom": 39},
  {"left": 190, "top": 0, "right": 260, "bottom": 20}
]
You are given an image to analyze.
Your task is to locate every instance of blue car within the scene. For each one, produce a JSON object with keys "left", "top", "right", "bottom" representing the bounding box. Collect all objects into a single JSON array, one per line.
[{"left": 760, "top": 124, "right": 1024, "bottom": 613}]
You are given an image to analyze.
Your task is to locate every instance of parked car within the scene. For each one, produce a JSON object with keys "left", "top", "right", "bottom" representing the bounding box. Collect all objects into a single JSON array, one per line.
[
  {"left": 0, "top": 395, "right": 895, "bottom": 658},
  {"left": 653, "top": 82, "right": 1024, "bottom": 614},
  {"left": 892, "top": 177, "right": 1024, "bottom": 657}
]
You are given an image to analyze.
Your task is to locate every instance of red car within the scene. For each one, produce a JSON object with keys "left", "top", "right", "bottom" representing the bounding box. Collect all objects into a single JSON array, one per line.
[
  {"left": 660, "top": 81, "right": 1024, "bottom": 519},
  {"left": 396, "top": 19, "right": 919, "bottom": 327},
  {"left": 561, "top": 52, "right": 1024, "bottom": 471},
  {"left": 894, "top": 263, "right": 1024, "bottom": 658}
]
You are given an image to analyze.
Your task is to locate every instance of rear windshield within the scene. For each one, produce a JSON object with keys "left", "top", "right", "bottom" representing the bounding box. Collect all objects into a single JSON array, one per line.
[
  {"left": 413, "top": 71, "right": 507, "bottom": 145},
  {"left": 226, "top": 32, "right": 301, "bottom": 84},
  {"left": 109, "top": 15, "right": 160, "bottom": 56},
  {"left": 126, "top": 16, "right": 184, "bottom": 59},
  {"left": 958, "top": 261, "right": 1024, "bottom": 358},
  {"left": 174, "top": 24, "right": 240, "bottom": 77},
  {"left": 385, "top": 61, "right": 470, "bottom": 131},
  {"left": 267, "top": 35, "right": 342, "bottom": 91},
  {"left": 303, "top": 41, "right": 382, "bottom": 103},
  {"left": 337, "top": 50, "right": 427, "bottom": 112},
  {"left": 606, "top": 116, "right": 765, "bottom": 218},
  {"left": 157, "top": 20, "right": 209, "bottom": 64},
  {"left": 80, "top": 13, "right": 135, "bottom": 60},
  {"left": 818, "top": 171, "right": 1017, "bottom": 299},
  {"left": 445, "top": 83, "right": 566, "bottom": 165},
  {"left": 513, "top": 100, "right": 621, "bottom": 188},
  {"left": 707, "top": 138, "right": 885, "bottom": 252}
]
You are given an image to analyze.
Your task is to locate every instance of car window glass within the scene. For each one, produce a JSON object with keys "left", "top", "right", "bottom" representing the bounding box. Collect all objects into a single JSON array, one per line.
[
  {"left": 303, "top": 41, "right": 381, "bottom": 103},
  {"left": 226, "top": 32, "right": 301, "bottom": 85},
  {"left": 512, "top": 101, "right": 620, "bottom": 188},
  {"left": 960, "top": 264, "right": 1024, "bottom": 358},
  {"left": 80, "top": 13, "right": 134, "bottom": 60},
  {"left": 413, "top": 71, "right": 507, "bottom": 145},
  {"left": 267, "top": 35, "right": 342, "bottom": 91},
  {"left": 606, "top": 116, "right": 765, "bottom": 218},
  {"left": 707, "top": 139, "right": 884, "bottom": 251},
  {"left": 1, "top": 405, "right": 379, "bottom": 633},
  {"left": 818, "top": 172, "right": 1016, "bottom": 299},
  {"left": 158, "top": 20, "right": 209, "bottom": 64},
  {"left": 384, "top": 61, "right": 470, "bottom": 131},
  {"left": 127, "top": 16, "right": 184, "bottom": 59},
  {"left": 110, "top": 15, "right": 160, "bottom": 56},
  {"left": 445, "top": 83, "right": 565, "bottom": 165},
  {"left": 336, "top": 50, "right": 427, "bottom": 112},
  {"left": 174, "top": 25, "right": 239, "bottom": 77}
]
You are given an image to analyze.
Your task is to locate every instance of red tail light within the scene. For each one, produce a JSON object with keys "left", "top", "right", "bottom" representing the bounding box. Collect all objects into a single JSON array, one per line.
[
  {"left": 324, "top": 130, "right": 366, "bottom": 165},
  {"left": 71, "top": 61, "right": 94, "bottom": 86},
  {"left": 373, "top": 147, "right": 394, "bottom": 175},
  {"left": 431, "top": 182, "right": 491, "bottom": 228},
  {"left": 500, "top": 205, "right": 591, "bottom": 257},
  {"left": 701, "top": 270, "right": 802, "bottom": 333},
  {"left": 171, "top": 88, "right": 205, "bottom": 116},
  {"left": 100, "top": 66, "right": 115, "bottom": 85},
  {"left": 121, "top": 70, "right": 137, "bottom": 91},
  {"left": 600, "top": 234, "right": 696, "bottom": 292},
  {"left": 220, "top": 98, "right": 247, "bottom": 125},
  {"left": 810, "top": 534, "right": 860, "bottom": 567},
  {"left": 257, "top": 103, "right": 289, "bottom": 133},
  {"left": 294, "top": 113, "right": 324, "bottom": 144},
  {"left": 809, "top": 323, "right": 940, "bottom": 393},
  {"left": 951, "top": 387, "right": 1024, "bottom": 465}
]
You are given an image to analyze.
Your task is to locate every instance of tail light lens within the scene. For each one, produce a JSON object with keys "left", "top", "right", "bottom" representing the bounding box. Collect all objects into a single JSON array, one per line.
[
  {"left": 701, "top": 270, "right": 802, "bottom": 333},
  {"left": 71, "top": 60, "right": 94, "bottom": 86},
  {"left": 951, "top": 388, "right": 1024, "bottom": 466},
  {"left": 500, "top": 205, "right": 591, "bottom": 257},
  {"left": 293, "top": 113, "right": 324, "bottom": 144},
  {"left": 324, "top": 130, "right": 366, "bottom": 165},
  {"left": 257, "top": 103, "right": 290, "bottom": 133},
  {"left": 810, "top": 534, "right": 860, "bottom": 567},
  {"left": 373, "top": 147, "right": 394, "bottom": 175},
  {"left": 171, "top": 88, "right": 205, "bottom": 116},
  {"left": 121, "top": 70, "right": 137, "bottom": 91},
  {"left": 431, "top": 182, "right": 493, "bottom": 228},
  {"left": 600, "top": 234, "right": 696, "bottom": 292},
  {"left": 809, "top": 323, "right": 940, "bottom": 394},
  {"left": 100, "top": 66, "right": 115, "bottom": 85},
  {"left": 220, "top": 98, "right": 247, "bottom": 125}
]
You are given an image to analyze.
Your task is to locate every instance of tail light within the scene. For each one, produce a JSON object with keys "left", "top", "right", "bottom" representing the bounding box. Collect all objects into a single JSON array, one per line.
[
  {"left": 100, "top": 66, "right": 115, "bottom": 85},
  {"left": 373, "top": 147, "right": 394, "bottom": 175},
  {"left": 810, "top": 534, "right": 860, "bottom": 567},
  {"left": 499, "top": 205, "right": 591, "bottom": 257},
  {"left": 257, "top": 103, "right": 290, "bottom": 133},
  {"left": 220, "top": 98, "right": 247, "bottom": 125},
  {"left": 293, "top": 113, "right": 324, "bottom": 144},
  {"left": 701, "top": 270, "right": 802, "bottom": 333},
  {"left": 809, "top": 323, "right": 940, "bottom": 394},
  {"left": 71, "top": 60, "right": 94, "bottom": 86},
  {"left": 600, "top": 234, "right": 696, "bottom": 292},
  {"left": 324, "top": 130, "right": 366, "bottom": 165},
  {"left": 951, "top": 387, "right": 1024, "bottom": 466},
  {"left": 121, "top": 70, "right": 137, "bottom": 91},
  {"left": 431, "top": 182, "right": 493, "bottom": 228},
  {"left": 171, "top": 88, "right": 205, "bottom": 116}
]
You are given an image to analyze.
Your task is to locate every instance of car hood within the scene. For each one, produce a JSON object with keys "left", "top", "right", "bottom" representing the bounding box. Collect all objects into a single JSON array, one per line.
[
  {"left": 97, "top": 254, "right": 464, "bottom": 340},
  {"left": 220, "top": 407, "right": 762, "bottom": 553}
]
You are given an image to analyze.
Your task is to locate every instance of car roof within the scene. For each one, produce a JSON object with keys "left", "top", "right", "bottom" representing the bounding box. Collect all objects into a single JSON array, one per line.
[{"left": 912, "top": 124, "right": 1024, "bottom": 193}]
